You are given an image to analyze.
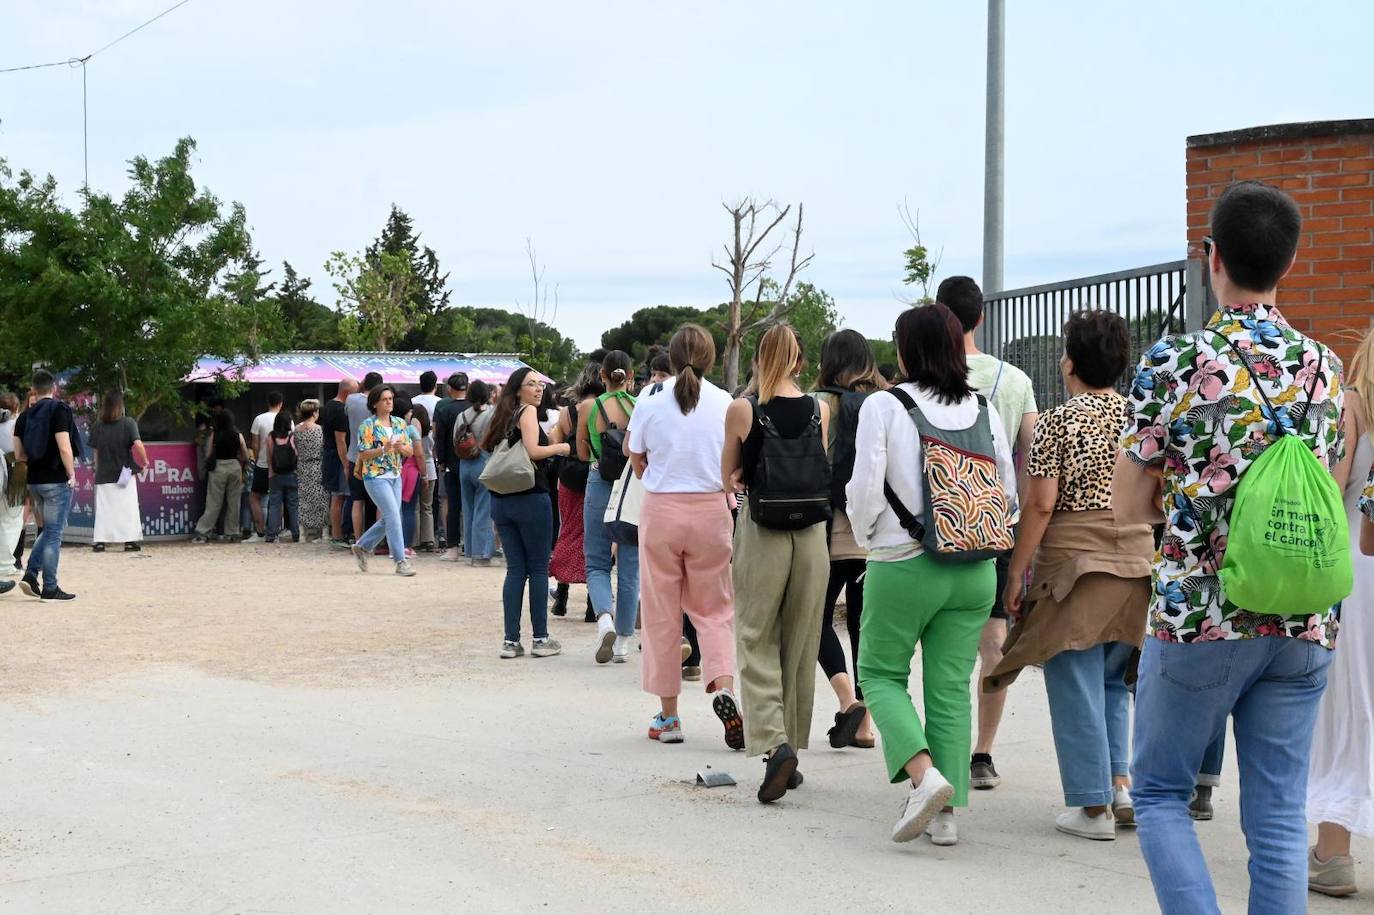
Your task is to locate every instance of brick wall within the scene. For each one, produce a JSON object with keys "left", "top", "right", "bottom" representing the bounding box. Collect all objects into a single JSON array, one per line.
[{"left": 1186, "top": 119, "right": 1374, "bottom": 366}]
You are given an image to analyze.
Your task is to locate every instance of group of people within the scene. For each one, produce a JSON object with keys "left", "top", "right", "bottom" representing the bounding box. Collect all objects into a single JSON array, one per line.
[{"left": 6, "top": 178, "right": 1373, "bottom": 912}]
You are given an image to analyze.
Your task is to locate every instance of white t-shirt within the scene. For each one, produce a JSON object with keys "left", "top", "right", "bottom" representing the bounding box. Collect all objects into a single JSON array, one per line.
[
  {"left": 625, "top": 376, "right": 732, "bottom": 493},
  {"left": 251, "top": 410, "right": 291, "bottom": 468},
  {"left": 845, "top": 382, "right": 1018, "bottom": 563}
]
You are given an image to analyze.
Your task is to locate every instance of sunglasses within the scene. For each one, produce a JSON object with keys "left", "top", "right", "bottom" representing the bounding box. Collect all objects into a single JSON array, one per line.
[{"left": 1202, "top": 235, "right": 1213, "bottom": 257}]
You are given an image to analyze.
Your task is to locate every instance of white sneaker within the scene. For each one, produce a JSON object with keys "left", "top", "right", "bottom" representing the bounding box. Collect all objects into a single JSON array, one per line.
[
  {"left": 438, "top": 549, "right": 462, "bottom": 562},
  {"left": 1055, "top": 808, "right": 1116, "bottom": 841},
  {"left": 612, "top": 636, "right": 630, "bottom": 663},
  {"left": 1112, "top": 786, "right": 1135, "bottom": 828},
  {"left": 531, "top": 638, "right": 562, "bottom": 658},
  {"left": 892, "top": 768, "right": 955, "bottom": 843},
  {"left": 243, "top": 533, "right": 263, "bottom": 544},
  {"left": 350, "top": 544, "right": 370, "bottom": 572},
  {"left": 926, "top": 810, "right": 957, "bottom": 846},
  {"left": 394, "top": 560, "right": 416, "bottom": 577},
  {"left": 594, "top": 615, "right": 616, "bottom": 664}
]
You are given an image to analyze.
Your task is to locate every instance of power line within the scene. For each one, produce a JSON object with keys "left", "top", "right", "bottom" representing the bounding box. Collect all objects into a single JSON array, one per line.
[
  {"left": 0, "top": 59, "right": 71, "bottom": 74},
  {"left": 0, "top": 0, "right": 194, "bottom": 74}
]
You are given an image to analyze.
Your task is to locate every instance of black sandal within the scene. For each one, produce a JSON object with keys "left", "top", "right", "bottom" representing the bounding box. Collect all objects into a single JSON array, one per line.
[
  {"left": 124, "top": 542, "right": 141, "bottom": 552},
  {"left": 828, "top": 702, "right": 867, "bottom": 749}
]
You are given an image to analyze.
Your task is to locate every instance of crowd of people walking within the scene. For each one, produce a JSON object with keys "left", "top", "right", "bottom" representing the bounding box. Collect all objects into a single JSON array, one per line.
[{"left": 5, "top": 180, "right": 1374, "bottom": 911}]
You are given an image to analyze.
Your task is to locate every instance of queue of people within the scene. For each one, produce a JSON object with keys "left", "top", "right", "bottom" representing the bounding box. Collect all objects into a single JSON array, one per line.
[{"left": 4, "top": 178, "right": 1372, "bottom": 908}]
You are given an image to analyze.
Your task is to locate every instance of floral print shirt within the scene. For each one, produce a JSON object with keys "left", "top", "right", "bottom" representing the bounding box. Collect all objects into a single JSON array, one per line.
[
  {"left": 1360, "top": 466, "right": 1374, "bottom": 521},
  {"left": 356, "top": 415, "right": 410, "bottom": 480},
  {"left": 1121, "top": 303, "right": 1345, "bottom": 647}
]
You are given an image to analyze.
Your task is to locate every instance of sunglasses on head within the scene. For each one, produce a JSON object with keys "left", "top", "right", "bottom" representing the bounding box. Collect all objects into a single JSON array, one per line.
[{"left": 1202, "top": 236, "right": 1213, "bottom": 257}]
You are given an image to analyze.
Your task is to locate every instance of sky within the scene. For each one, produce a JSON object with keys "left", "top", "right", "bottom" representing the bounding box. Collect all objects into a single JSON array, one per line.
[{"left": 3, "top": 0, "right": 1372, "bottom": 352}]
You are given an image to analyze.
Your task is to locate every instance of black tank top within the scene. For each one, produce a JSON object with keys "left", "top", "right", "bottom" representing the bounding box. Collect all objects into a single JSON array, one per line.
[{"left": 741, "top": 394, "right": 816, "bottom": 487}]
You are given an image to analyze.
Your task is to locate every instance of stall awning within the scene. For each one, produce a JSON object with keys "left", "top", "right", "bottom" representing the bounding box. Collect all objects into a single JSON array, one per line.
[{"left": 186, "top": 352, "right": 547, "bottom": 385}]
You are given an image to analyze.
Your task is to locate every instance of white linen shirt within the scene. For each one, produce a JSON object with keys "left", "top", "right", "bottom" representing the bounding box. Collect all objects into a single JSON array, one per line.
[
  {"left": 845, "top": 382, "right": 1018, "bottom": 563},
  {"left": 625, "top": 376, "right": 732, "bottom": 493}
]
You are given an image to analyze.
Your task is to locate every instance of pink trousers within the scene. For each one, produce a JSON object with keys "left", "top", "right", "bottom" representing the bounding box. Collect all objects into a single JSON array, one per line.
[{"left": 638, "top": 491, "right": 736, "bottom": 698}]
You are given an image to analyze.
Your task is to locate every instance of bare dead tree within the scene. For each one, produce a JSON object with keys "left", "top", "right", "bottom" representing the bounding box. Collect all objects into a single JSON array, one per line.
[
  {"left": 898, "top": 198, "right": 943, "bottom": 304},
  {"left": 711, "top": 199, "right": 814, "bottom": 391},
  {"left": 514, "top": 238, "right": 559, "bottom": 369}
]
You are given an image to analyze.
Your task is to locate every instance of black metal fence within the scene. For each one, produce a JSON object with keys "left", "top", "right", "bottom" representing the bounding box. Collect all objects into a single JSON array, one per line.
[{"left": 981, "top": 260, "right": 1198, "bottom": 410}]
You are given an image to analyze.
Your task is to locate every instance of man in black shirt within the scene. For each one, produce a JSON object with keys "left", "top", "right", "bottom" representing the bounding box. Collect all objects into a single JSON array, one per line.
[
  {"left": 319, "top": 378, "right": 357, "bottom": 546},
  {"left": 433, "top": 372, "right": 469, "bottom": 560},
  {"left": 13, "top": 369, "right": 80, "bottom": 600}
]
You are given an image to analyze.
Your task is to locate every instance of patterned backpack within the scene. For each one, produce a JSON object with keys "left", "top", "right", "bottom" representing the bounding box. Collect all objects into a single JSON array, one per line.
[{"left": 882, "top": 387, "right": 1014, "bottom": 562}]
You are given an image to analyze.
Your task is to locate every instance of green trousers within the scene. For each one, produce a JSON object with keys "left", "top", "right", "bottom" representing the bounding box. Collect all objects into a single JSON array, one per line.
[{"left": 858, "top": 552, "right": 994, "bottom": 807}]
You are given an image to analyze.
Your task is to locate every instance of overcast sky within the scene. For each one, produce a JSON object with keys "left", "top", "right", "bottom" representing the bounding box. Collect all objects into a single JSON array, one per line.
[{"left": 4, "top": 1, "right": 1371, "bottom": 351}]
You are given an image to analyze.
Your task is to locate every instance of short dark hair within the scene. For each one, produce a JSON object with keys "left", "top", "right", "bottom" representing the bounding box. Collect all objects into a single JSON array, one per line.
[
  {"left": 447, "top": 372, "right": 469, "bottom": 392},
  {"left": 267, "top": 391, "right": 284, "bottom": 408},
  {"left": 936, "top": 276, "right": 984, "bottom": 333},
  {"left": 392, "top": 390, "right": 412, "bottom": 418},
  {"left": 361, "top": 371, "right": 383, "bottom": 391},
  {"left": 367, "top": 384, "right": 395, "bottom": 413},
  {"left": 1063, "top": 311, "right": 1131, "bottom": 389},
  {"left": 419, "top": 370, "right": 437, "bottom": 393},
  {"left": 466, "top": 379, "right": 490, "bottom": 407},
  {"left": 894, "top": 304, "right": 973, "bottom": 405},
  {"left": 1211, "top": 181, "right": 1301, "bottom": 293},
  {"left": 31, "top": 369, "right": 55, "bottom": 394},
  {"left": 649, "top": 352, "right": 671, "bottom": 374}
]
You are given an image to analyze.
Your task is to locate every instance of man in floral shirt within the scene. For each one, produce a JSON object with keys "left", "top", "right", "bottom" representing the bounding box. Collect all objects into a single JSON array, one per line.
[{"left": 1114, "top": 181, "right": 1346, "bottom": 913}]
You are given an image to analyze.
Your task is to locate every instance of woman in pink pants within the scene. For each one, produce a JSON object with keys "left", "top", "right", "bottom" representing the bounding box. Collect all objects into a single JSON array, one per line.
[{"left": 626, "top": 324, "right": 742, "bottom": 748}]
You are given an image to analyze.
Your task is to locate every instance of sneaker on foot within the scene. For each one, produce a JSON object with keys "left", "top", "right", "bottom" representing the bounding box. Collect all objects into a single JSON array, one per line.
[
  {"left": 1309, "top": 846, "right": 1358, "bottom": 897},
  {"left": 19, "top": 574, "right": 40, "bottom": 599},
  {"left": 1112, "top": 785, "right": 1135, "bottom": 828},
  {"left": 681, "top": 665, "right": 702, "bottom": 681},
  {"left": 471, "top": 557, "right": 493, "bottom": 567},
  {"left": 328, "top": 538, "right": 350, "bottom": 550},
  {"left": 531, "top": 637, "right": 562, "bottom": 658},
  {"left": 192, "top": 534, "right": 210, "bottom": 544},
  {"left": 758, "top": 743, "right": 798, "bottom": 804},
  {"left": 1055, "top": 808, "right": 1116, "bottom": 841},
  {"left": 612, "top": 635, "right": 630, "bottom": 663},
  {"left": 438, "top": 548, "right": 462, "bottom": 562},
  {"left": 1188, "top": 786, "right": 1214, "bottom": 821},
  {"left": 594, "top": 615, "right": 616, "bottom": 664},
  {"left": 680, "top": 637, "right": 691, "bottom": 663},
  {"left": 243, "top": 533, "right": 263, "bottom": 544},
  {"left": 926, "top": 810, "right": 958, "bottom": 846},
  {"left": 892, "top": 769, "right": 955, "bottom": 843},
  {"left": 712, "top": 689, "right": 745, "bottom": 751},
  {"left": 350, "top": 544, "right": 370, "bottom": 572},
  {"left": 40, "top": 587, "right": 76, "bottom": 602},
  {"left": 648, "top": 713, "right": 683, "bottom": 743},
  {"left": 500, "top": 641, "right": 525, "bottom": 659},
  {"left": 0, "top": 579, "right": 14, "bottom": 595},
  {"left": 970, "top": 753, "right": 1001, "bottom": 789},
  {"left": 395, "top": 560, "right": 416, "bottom": 577}
]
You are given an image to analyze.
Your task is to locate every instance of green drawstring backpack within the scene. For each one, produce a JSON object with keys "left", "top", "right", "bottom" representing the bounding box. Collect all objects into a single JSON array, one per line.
[{"left": 1208, "top": 338, "right": 1351, "bottom": 616}]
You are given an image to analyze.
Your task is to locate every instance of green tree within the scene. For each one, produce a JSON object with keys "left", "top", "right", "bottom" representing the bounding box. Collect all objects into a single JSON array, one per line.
[
  {"left": 276, "top": 261, "right": 344, "bottom": 349},
  {"left": 0, "top": 137, "right": 281, "bottom": 418},
  {"left": 367, "top": 205, "right": 451, "bottom": 350},
  {"left": 324, "top": 249, "right": 419, "bottom": 351},
  {"left": 899, "top": 202, "right": 942, "bottom": 304},
  {"left": 600, "top": 305, "right": 712, "bottom": 360}
]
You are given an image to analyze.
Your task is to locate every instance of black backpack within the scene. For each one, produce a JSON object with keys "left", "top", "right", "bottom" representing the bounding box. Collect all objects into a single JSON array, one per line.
[
  {"left": 595, "top": 394, "right": 633, "bottom": 482},
  {"left": 270, "top": 433, "right": 297, "bottom": 474},
  {"left": 746, "top": 396, "right": 832, "bottom": 530},
  {"left": 818, "top": 386, "right": 871, "bottom": 510}
]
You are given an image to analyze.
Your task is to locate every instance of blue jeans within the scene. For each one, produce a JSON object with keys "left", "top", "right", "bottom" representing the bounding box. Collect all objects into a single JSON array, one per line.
[
  {"left": 266, "top": 473, "right": 299, "bottom": 541},
  {"left": 583, "top": 474, "right": 639, "bottom": 636},
  {"left": 401, "top": 489, "right": 416, "bottom": 548},
  {"left": 356, "top": 476, "right": 405, "bottom": 564},
  {"left": 444, "top": 465, "right": 463, "bottom": 551},
  {"left": 26, "top": 482, "right": 72, "bottom": 591},
  {"left": 1133, "top": 636, "right": 1333, "bottom": 915},
  {"left": 1043, "top": 641, "right": 1134, "bottom": 807},
  {"left": 1199, "top": 726, "right": 1226, "bottom": 787},
  {"left": 458, "top": 455, "right": 493, "bottom": 559},
  {"left": 491, "top": 491, "right": 552, "bottom": 643}
]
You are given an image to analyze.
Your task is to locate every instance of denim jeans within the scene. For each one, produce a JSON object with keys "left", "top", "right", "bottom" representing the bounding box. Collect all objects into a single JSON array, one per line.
[
  {"left": 266, "top": 473, "right": 299, "bottom": 542},
  {"left": 26, "top": 482, "right": 72, "bottom": 591},
  {"left": 1042, "top": 641, "right": 1134, "bottom": 807},
  {"left": 491, "top": 491, "right": 552, "bottom": 643},
  {"left": 356, "top": 476, "right": 406, "bottom": 564},
  {"left": 401, "top": 491, "right": 416, "bottom": 548},
  {"left": 1133, "top": 636, "right": 1333, "bottom": 915},
  {"left": 583, "top": 474, "right": 639, "bottom": 636},
  {"left": 444, "top": 465, "right": 463, "bottom": 551},
  {"left": 1198, "top": 726, "right": 1226, "bottom": 787},
  {"left": 458, "top": 455, "right": 493, "bottom": 559}
]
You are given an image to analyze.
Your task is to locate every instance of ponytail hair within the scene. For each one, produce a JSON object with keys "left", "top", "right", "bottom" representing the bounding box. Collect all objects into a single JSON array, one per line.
[
  {"left": 668, "top": 323, "right": 716, "bottom": 415},
  {"left": 601, "top": 350, "right": 633, "bottom": 389},
  {"left": 755, "top": 324, "right": 804, "bottom": 404}
]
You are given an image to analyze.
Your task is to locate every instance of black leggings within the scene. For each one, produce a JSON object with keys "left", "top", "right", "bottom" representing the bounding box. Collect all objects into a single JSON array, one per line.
[{"left": 818, "top": 558, "right": 865, "bottom": 698}]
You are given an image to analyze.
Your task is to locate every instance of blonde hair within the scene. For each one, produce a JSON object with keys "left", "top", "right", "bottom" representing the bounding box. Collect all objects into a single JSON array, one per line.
[
  {"left": 754, "top": 324, "right": 804, "bottom": 404},
  {"left": 1348, "top": 327, "right": 1374, "bottom": 440}
]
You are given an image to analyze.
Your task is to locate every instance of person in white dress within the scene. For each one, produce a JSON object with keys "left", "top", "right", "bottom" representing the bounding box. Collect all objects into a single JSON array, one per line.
[{"left": 1307, "top": 327, "right": 1374, "bottom": 897}]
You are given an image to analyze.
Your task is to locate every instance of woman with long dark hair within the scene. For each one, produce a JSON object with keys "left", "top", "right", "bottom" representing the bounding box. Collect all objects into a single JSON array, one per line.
[
  {"left": 89, "top": 390, "right": 149, "bottom": 552},
  {"left": 192, "top": 411, "right": 248, "bottom": 543},
  {"left": 482, "top": 367, "right": 573, "bottom": 659},
  {"left": 628, "top": 324, "right": 739, "bottom": 746},
  {"left": 814, "top": 329, "right": 884, "bottom": 749},
  {"left": 265, "top": 408, "right": 300, "bottom": 543},
  {"left": 846, "top": 303, "right": 1017, "bottom": 848},
  {"left": 578, "top": 351, "right": 639, "bottom": 662},
  {"left": 456, "top": 380, "right": 497, "bottom": 564},
  {"left": 550, "top": 365, "right": 602, "bottom": 620}
]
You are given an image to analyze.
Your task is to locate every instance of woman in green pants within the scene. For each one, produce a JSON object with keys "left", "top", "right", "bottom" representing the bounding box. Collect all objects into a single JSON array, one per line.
[{"left": 845, "top": 303, "right": 1018, "bottom": 848}]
